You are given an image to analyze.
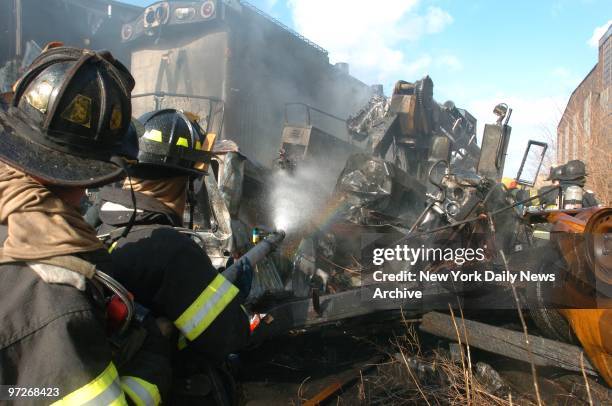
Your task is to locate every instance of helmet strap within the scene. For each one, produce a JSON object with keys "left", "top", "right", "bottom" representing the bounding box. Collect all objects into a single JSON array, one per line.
[{"left": 187, "top": 178, "right": 195, "bottom": 229}]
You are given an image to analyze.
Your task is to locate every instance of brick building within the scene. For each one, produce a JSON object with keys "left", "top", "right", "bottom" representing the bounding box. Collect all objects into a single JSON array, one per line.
[{"left": 557, "top": 23, "right": 611, "bottom": 205}]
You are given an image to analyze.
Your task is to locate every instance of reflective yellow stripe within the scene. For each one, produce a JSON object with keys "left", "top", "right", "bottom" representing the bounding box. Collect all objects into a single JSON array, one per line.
[
  {"left": 143, "top": 129, "right": 163, "bottom": 142},
  {"left": 120, "top": 376, "right": 161, "bottom": 406},
  {"left": 108, "top": 241, "right": 118, "bottom": 254},
  {"left": 174, "top": 273, "right": 239, "bottom": 341},
  {"left": 176, "top": 137, "right": 189, "bottom": 147},
  {"left": 109, "top": 398, "right": 127, "bottom": 406},
  {"left": 51, "top": 362, "right": 126, "bottom": 405}
]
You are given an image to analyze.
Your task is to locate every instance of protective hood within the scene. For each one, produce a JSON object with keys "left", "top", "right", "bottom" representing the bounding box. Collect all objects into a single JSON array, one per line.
[
  {"left": 0, "top": 163, "right": 104, "bottom": 263},
  {"left": 123, "top": 176, "right": 188, "bottom": 219}
]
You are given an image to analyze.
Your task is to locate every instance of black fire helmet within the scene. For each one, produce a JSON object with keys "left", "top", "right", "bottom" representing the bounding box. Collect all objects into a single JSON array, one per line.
[
  {"left": 131, "top": 109, "right": 212, "bottom": 179},
  {"left": 0, "top": 47, "right": 136, "bottom": 187},
  {"left": 546, "top": 165, "right": 565, "bottom": 181},
  {"left": 559, "top": 159, "right": 587, "bottom": 181}
]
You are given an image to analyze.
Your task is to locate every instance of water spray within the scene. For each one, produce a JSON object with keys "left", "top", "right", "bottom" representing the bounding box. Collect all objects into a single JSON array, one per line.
[{"left": 269, "top": 161, "right": 336, "bottom": 234}]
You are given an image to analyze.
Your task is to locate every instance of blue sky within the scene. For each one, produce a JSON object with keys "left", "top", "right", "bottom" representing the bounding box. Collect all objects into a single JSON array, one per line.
[{"left": 124, "top": 0, "right": 611, "bottom": 175}]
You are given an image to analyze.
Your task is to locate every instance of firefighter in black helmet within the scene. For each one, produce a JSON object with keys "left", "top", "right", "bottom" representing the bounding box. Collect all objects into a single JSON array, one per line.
[
  {"left": 557, "top": 159, "right": 600, "bottom": 208},
  {"left": 547, "top": 165, "right": 564, "bottom": 184},
  {"left": 95, "top": 109, "right": 251, "bottom": 399},
  {"left": 0, "top": 47, "right": 170, "bottom": 405},
  {"left": 538, "top": 160, "right": 600, "bottom": 209}
]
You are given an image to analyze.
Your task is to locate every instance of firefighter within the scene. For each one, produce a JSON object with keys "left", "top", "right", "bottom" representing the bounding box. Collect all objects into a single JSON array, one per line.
[
  {"left": 0, "top": 47, "right": 170, "bottom": 404},
  {"left": 539, "top": 161, "right": 600, "bottom": 209},
  {"left": 95, "top": 109, "right": 251, "bottom": 362},
  {"left": 538, "top": 165, "right": 564, "bottom": 209},
  {"left": 557, "top": 159, "right": 600, "bottom": 208},
  {"left": 505, "top": 179, "right": 519, "bottom": 197}
]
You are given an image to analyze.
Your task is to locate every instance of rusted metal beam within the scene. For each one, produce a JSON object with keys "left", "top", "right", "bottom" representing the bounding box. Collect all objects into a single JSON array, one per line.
[{"left": 302, "top": 355, "right": 383, "bottom": 406}]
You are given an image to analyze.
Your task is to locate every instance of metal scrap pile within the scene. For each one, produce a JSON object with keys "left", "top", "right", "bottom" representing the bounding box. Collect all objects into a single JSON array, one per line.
[
  {"left": 162, "top": 73, "right": 611, "bottom": 390},
  {"left": 282, "top": 76, "right": 519, "bottom": 303},
  {"left": 239, "top": 76, "right": 612, "bottom": 392}
]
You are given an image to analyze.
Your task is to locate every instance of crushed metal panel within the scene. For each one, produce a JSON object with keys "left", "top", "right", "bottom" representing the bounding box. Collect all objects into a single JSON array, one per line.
[
  {"left": 477, "top": 123, "right": 511, "bottom": 181},
  {"left": 217, "top": 151, "right": 246, "bottom": 217},
  {"left": 192, "top": 173, "right": 233, "bottom": 269}
]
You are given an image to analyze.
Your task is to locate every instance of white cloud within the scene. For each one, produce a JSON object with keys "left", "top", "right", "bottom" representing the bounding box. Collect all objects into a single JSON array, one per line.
[
  {"left": 287, "top": 0, "right": 453, "bottom": 88},
  {"left": 466, "top": 95, "right": 567, "bottom": 176},
  {"left": 587, "top": 20, "right": 611, "bottom": 48},
  {"left": 424, "top": 7, "right": 453, "bottom": 33},
  {"left": 436, "top": 55, "right": 463, "bottom": 71}
]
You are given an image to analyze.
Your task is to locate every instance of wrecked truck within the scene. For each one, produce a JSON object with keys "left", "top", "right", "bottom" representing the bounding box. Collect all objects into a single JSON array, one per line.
[
  {"left": 241, "top": 78, "right": 611, "bottom": 386},
  {"left": 133, "top": 75, "right": 610, "bottom": 387},
  {"left": 244, "top": 77, "right": 539, "bottom": 333}
]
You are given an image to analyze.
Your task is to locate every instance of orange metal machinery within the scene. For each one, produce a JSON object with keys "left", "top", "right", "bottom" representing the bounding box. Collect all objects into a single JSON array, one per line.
[{"left": 544, "top": 207, "right": 612, "bottom": 385}]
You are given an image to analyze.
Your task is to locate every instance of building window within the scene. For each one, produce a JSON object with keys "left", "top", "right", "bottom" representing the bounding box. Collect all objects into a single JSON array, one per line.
[
  {"left": 604, "top": 39, "right": 611, "bottom": 88},
  {"left": 572, "top": 116, "right": 578, "bottom": 160},
  {"left": 558, "top": 126, "right": 564, "bottom": 163},
  {"left": 583, "top": 94, "right": 591, "bottom": 138},
  {"left": 564, "top": 125, "right": 569, "bottom": 163}
]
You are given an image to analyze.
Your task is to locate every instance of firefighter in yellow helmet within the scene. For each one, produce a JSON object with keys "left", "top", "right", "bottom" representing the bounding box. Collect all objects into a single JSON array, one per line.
[{"left": 95, "top": 109, "right": 251, "bottom": 403}]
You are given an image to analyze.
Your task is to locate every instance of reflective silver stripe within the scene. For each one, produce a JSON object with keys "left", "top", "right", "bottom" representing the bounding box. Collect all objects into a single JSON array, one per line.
[
  {"left": 121, "top": 377, "right": 156, "bottom": 406},
  {"left": 101, "top": 201, "right": 143, "bottom": 213},
  {"left": 82, "top": 381, "right": 123, "bottom": 406},
  {"left": 533, "top": 230, "right": 550, "bottom": 240},
  {"left": 180, "top": 278, "right": 233, "bottom": 337}
]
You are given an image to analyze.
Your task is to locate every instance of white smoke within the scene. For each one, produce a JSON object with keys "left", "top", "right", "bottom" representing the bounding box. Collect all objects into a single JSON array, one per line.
[{"left": 270, "top": 162, "right": 337, "bottom": 233}]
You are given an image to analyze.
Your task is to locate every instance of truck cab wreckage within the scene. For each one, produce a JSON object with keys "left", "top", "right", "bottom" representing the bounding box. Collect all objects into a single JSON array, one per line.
[
  {"left": 129, "top": 72, "right": 608, "bottom": 398},
  {"left": 229, "top": 77, "right": 611, "bottom": 390},
  {"left": 156, "top": 74, "right": 611, "bottom": 397}
]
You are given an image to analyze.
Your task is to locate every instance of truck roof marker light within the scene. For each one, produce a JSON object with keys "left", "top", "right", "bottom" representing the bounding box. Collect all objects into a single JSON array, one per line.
[
  {"left": 201, "top": 1, "right": 215, "bottom": 19},
  {"left": 121, "top": 24, "right": 133, "bottom": 41}
]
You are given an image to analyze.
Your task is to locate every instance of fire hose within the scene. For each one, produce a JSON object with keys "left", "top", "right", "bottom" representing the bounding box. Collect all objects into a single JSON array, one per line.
[{"left": 223, "top": 230, "right": 286, "bottom": 284}]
